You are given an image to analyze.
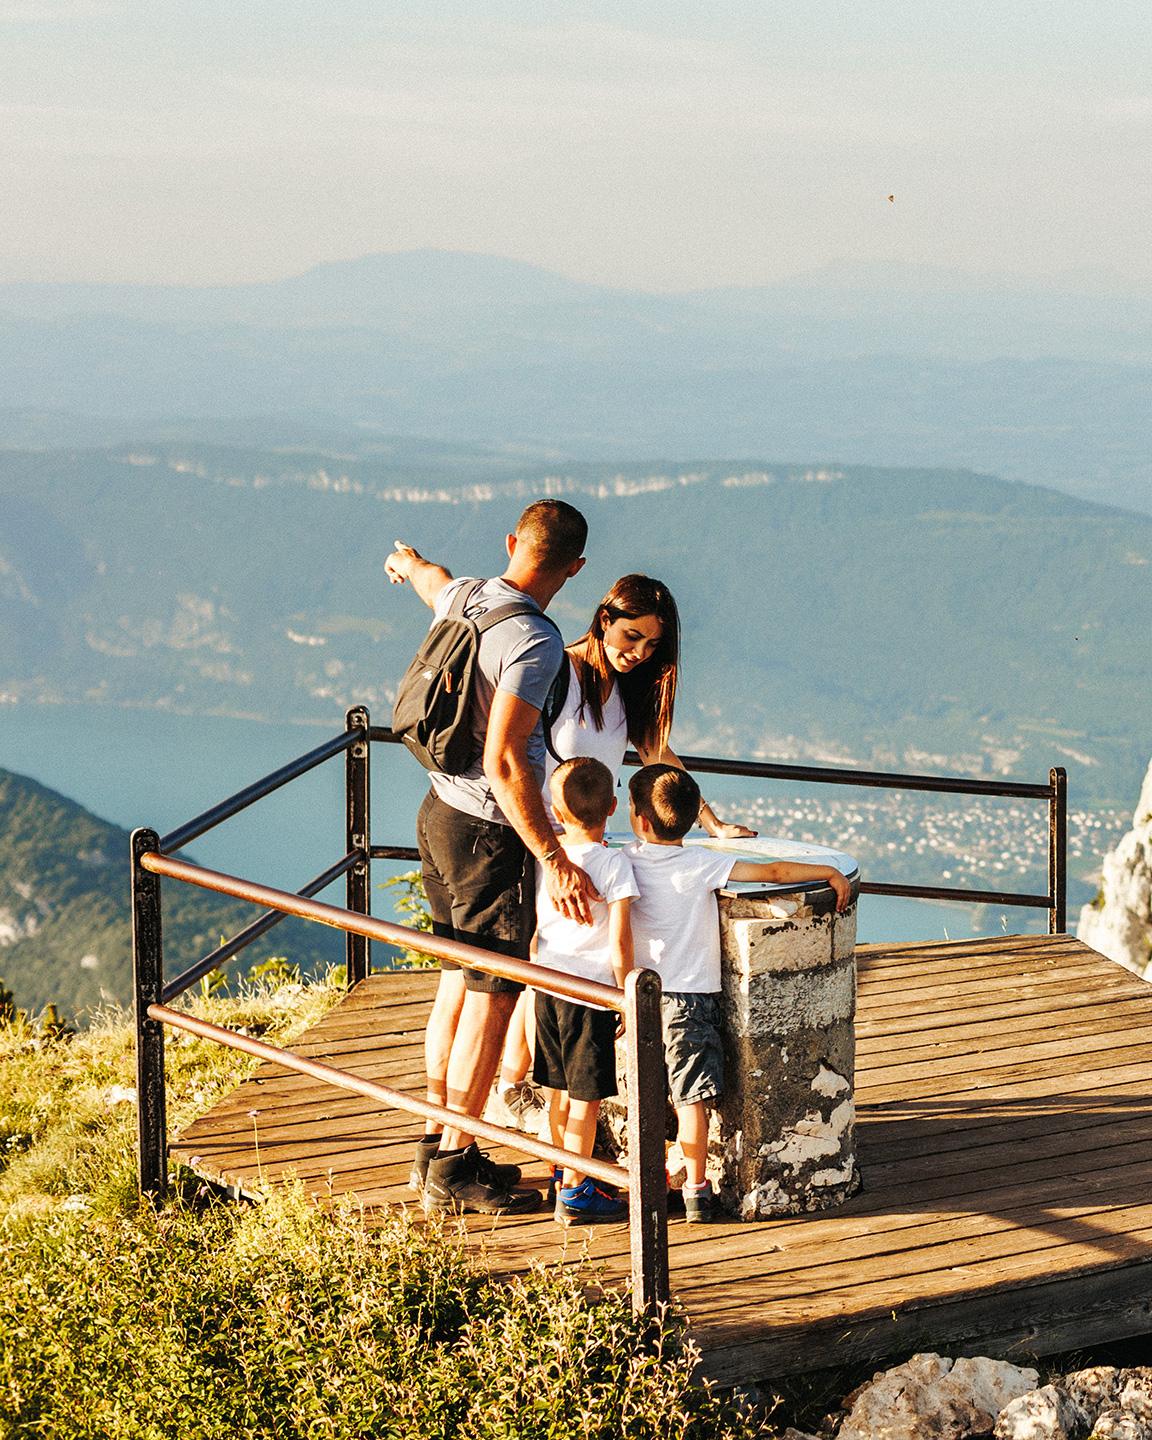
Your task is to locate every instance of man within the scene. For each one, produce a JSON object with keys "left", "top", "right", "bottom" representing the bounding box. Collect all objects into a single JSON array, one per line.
[{"left": 385, "top": 499, "right": 600, "bottom": 1213}]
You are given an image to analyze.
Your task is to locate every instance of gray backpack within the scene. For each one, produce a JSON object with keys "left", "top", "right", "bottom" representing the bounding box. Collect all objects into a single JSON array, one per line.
[{"left": 392, "top": 581, "right": 566, "bottom": 774}]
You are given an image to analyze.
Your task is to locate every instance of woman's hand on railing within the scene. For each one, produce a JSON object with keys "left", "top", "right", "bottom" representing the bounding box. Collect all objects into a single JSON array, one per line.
[{"left": 707, "top": 819, "right": 758, "bottom": 840}]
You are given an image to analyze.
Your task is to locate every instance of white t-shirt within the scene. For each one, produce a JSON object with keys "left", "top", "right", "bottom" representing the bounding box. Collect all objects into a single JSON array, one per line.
[
  {"left": 625, "top": 841, "right": 739, "bottom": 994},
  {"left": 541, "top": 658, "right": 629, "bottom": 826},
  {"left": 535, "top": 841, "right": 639, "bottom": 1008}
]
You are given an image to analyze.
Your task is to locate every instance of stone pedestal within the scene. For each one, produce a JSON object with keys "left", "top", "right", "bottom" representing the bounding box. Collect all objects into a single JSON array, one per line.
[{"left": 714, "top": 883, "right": 859, "bottom": 1217}]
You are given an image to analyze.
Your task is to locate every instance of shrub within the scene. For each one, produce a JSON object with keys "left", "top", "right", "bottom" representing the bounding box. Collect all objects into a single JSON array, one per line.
[{"left": 0, "top": 981, "right": 770, "bottom": 1440}]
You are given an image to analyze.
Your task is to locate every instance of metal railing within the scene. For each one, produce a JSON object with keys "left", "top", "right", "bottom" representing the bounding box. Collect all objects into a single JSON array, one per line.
[
  {"left": 130, "top": 707, "right": 668, "bottom": 1312},
  {"left": 132, "top": 705, "right": 1068, "bottom": 1315},
  {"left": 367, "top": 726, "right": 1068, "bottom": 932}
]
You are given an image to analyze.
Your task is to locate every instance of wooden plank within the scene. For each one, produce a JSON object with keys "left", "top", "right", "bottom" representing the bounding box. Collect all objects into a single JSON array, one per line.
[
  {"left": 859, "top": 1021, "right": 1152, "bottom": 1087},
  {"left": 695, "top": 1261, "right": 1152, "bottom": 1384},
  {"left": 856, "top": 984, "right": 1152, "bottom": 1041},
  {"left": 856, "top": 1003, "right": 1152, "bottom": 1070}
]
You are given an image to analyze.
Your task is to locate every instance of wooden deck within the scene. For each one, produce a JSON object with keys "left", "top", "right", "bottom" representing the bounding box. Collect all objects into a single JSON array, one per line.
[{"left": 171, "top": 934, "right": 1152, "bottom": 1386}]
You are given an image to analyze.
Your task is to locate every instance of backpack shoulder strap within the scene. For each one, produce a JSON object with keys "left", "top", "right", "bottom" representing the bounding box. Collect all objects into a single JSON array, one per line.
[
  {"left": 443, "top": 579, "right": 485, "bottom": 620},
  {"left": 474, "top": 602, "right": 560, "bottom": 638},
  {"left": 541, "top": 653, "right": 571, "bottom": 764}
]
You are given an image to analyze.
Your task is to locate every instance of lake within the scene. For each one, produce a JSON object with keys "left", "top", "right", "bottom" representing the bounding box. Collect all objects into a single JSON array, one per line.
[{"left": 1, "top": 702, "right": 1045, "bottom": 949}]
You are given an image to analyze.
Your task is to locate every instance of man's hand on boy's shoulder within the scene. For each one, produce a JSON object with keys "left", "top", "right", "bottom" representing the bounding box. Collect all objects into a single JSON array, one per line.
[{"left": 542, "top": 850, "right": 602, "bottom": 925}]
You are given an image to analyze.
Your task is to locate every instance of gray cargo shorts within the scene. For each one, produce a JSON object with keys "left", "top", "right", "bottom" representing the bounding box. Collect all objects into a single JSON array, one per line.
[{"left": 661, "top": 990, "right": 724, "bottom": 1108}]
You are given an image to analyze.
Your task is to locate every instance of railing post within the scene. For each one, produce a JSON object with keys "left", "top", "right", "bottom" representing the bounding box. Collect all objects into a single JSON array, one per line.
[
  {"left": 624, "top": 968, "right": 669, "bottom": 1316},
  {"left": 1049, "top": 766, "right": 1068, "bottom": 935},
  {"left": 345, "top": 706, "right": 371, "bottom": 987},
  {"left": 131, "top": 827, "right": 168, "bottom": 1200}
]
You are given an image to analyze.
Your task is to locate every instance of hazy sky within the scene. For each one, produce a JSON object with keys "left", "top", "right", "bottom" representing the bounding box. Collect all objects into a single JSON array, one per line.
[{"left": 2, "top": 0, "right": 1150, "bottom": 290}]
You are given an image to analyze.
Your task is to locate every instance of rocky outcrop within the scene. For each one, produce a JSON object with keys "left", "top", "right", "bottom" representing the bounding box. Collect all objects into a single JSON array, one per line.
[
  {"left": 794, "top": 1358, "right": 1152, "bottom": 1440},
  {"left": 1078, "top": 759, "right": 1152, "bottom": 977}
]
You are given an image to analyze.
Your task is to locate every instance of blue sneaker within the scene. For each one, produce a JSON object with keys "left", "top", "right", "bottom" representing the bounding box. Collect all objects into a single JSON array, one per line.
[
  {"left": 545, "top": 1165, "right": 563, "bottom": 1204},
  {"left": 554, "top": 1177, "right": 629, "bottom": 1225}
]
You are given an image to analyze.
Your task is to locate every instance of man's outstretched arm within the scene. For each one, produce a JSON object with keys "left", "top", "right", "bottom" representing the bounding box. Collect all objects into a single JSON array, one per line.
[
  {"left": 484, "top": 690, "right": 601, "bottom": 926},
  {"left": 384, "top": 541, "right": 453, "bottom": 609}
]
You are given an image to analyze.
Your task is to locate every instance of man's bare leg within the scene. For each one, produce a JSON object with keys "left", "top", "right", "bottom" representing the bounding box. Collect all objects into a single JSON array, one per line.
[
  {"left": 439, "top": 989, "right": 519, "bottom": 1151},
  {"left": 424, "top": 968, "right": 467, "bottom": 1133}
]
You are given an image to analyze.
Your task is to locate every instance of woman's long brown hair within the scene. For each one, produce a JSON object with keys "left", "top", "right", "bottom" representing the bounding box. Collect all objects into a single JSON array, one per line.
[{"left": 573, "top": 574, "right": 680, "bottom": 755}]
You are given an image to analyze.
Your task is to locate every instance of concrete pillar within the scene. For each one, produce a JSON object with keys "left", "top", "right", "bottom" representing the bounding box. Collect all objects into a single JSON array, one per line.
[{"left": 712, "top": 881, "right": 859, "bottom": 1217}]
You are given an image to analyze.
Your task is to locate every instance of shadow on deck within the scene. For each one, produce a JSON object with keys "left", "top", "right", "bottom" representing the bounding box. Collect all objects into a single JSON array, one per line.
[{"left": 171, "top": 933, "right": 1152, "bottom": 1387}]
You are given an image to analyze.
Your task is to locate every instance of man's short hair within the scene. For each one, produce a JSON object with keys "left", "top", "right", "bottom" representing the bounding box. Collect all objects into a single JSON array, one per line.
[
  {"left": 515, "top": 499, "right": 588, "bottom": 571},
  {"left": 550, "top": 756, "right": 615, "bottom": 828},
  {"left": 629, "top": 764, "right": 700, "bottom": 842}
]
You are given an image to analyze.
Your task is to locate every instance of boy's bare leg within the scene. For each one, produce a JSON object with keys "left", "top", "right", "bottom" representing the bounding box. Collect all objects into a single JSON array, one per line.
[
  {"left": 498, "top": 991, "right": 532, "bottom": 1091},
  {"left": 546, "top": 1087, "right": 569, "bottom": 1150},
  {"left": 561, "top": 1097, "right": 600, "bottom": 1188},
  {"left": 424, "top": 968, "right": 467, "bottom": 1135},
  {"left": 675, "top": 1101, "right": 710, "bottom": 1189},
  {"left": 439, "top": 989, "right": 519, "bottom": 1151}
]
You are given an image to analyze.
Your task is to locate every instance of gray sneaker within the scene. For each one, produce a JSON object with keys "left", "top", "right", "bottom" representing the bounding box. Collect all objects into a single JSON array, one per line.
[
  {"left": 500, "top": 1079, "right": 546, "bottom": 1120},
  {"left": 410, "top": 1137, "right": 521, "bottom": 1194},
  {"left": 683, "top": 1185, "right": 724, "bottom": 1224},
  {"left": 422, "top": 1144, "right": 541, "bottom": 1216}
]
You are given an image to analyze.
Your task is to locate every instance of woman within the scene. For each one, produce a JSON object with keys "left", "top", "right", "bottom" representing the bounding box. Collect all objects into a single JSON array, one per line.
[
  {"left": 498, "top": 574, "right": 755, "bottom": 1116},
  {"left": 542, "top": 573, "right": 754, "bottom": 838}
]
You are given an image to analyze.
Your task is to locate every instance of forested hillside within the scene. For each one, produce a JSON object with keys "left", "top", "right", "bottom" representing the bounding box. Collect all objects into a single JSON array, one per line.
[
  {"left": 0, "top": 768, "right": 342, "bottom": 1020},
  {"left": 1, "top": 446, "right": 1149, "bottom": 807}
]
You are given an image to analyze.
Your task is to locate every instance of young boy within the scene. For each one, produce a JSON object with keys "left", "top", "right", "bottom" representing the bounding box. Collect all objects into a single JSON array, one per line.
[
  {"left": 532, "top": 756, "right": 639, "bottom": 1224},
  {"left": 627, "top": 764, "right": 852, "bottom": 1223}
]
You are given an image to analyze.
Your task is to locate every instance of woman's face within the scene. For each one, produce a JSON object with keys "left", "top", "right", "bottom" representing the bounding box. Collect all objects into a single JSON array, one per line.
[{"left": 600, "top": 611, "right": 663, "bottom": 674}]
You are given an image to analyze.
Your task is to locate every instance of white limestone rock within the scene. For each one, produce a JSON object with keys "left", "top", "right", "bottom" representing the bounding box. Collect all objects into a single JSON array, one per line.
[
  {"left": 1092, "top": 1407, "right": 1150, "bottom": 1440},
  {"left": 994, "top": 1384, "right": 1092, "bottom": 1440},
  {"left": 1078, "top": 758, "right": 1152, "bottom": 976},
  {"left": 1116, "top": 1371, "right": 1152, "bottom": 1425},
  {"left": 838, "top": 1352, "right": 1039, "bottom": 1440},
  {"left": 1064, "top": 1368, "right": 1121, "bottom": 1418}
]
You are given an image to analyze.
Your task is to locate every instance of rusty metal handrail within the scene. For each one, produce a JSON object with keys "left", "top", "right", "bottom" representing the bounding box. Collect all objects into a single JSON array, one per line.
[
  {"left": 131, "top": 708, "right": 670, "bottom": 1313},
  {"left": 141, "top": 852, "right": 624, "bottom": 1012},
  {"left": 149, "top": 1004, "right": 628, "bottom": 1191},
  {"left": 161, "top": 852, "right": 361, "bottom": 1004}
]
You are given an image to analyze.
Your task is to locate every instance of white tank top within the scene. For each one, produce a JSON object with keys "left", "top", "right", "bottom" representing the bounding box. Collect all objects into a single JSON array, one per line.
[{"left": 542, "top": 657, "right": 630, "bottom": 825}]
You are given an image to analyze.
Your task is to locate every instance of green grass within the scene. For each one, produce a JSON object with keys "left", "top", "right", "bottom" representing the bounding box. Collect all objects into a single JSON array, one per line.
[{"left": 0, "top": 976, "right": 771, "bottom": 1439}]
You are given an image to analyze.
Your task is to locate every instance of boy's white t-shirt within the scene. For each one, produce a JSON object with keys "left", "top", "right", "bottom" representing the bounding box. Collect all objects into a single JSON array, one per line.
[
  {"left": 625, "top": 841, "right": 739, "bottom": 994},
  {"left": 535, "top": 841, "right": 639, "bottom": 1008}
]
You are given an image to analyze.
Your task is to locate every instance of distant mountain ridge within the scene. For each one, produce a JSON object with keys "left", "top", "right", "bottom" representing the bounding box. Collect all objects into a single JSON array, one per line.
[
  {"left": 1, "top": 444, "right": 1148, "bottom": 810},
  {"left": 1, "top": 249, "right": 1150, "bottom": 514},
  {"left": 0, "top": 768, "right": 342, "bottom": 1021}
]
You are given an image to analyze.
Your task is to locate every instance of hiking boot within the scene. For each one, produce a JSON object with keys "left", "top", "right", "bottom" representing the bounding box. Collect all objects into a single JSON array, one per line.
[
  {"left": 683, "top": 1185, "right": 723, "bottom": 1224},
  {"left": 423, "top": 1145, "right": 541, "bottom": 1216},
  {"left": 410, "top": 1137, "right": 521, "bottom": 1194},
  {"left": 554, "top": 1178, "right": 629, "bottom": 1226}
]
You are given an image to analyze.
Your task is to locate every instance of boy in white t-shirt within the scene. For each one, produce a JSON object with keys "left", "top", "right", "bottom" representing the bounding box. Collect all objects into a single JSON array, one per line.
[
  {"left": 533, "top": 757, "right": 639, "bottom": 1225},
  {"left": 627, "top": 764, "right": 852, "bottom": 1223}
]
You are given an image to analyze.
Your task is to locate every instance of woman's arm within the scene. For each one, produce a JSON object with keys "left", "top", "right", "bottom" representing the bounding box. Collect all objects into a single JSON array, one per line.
[{"left": 634, "top": 741, "right": 757, "bottom": 839}]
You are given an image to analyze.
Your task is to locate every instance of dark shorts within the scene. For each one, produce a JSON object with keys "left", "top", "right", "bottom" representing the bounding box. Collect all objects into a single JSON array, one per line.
[
  {"left": 415, "top": 790, "right": 533, "bottom": 995},
  {"left": 533, "top": 992, "right": 619, "bottom": 1103},
  {"left": 662, "top": 991, "right": 724, "bottom": 1108}
]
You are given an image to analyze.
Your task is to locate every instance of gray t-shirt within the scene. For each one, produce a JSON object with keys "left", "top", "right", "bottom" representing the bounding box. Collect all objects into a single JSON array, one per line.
[{"left": 427, "top": 576, "right": 565, "bottom": 824}]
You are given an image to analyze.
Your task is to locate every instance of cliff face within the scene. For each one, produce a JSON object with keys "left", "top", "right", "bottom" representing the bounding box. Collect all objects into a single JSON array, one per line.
[{"left": 1078, "top": 759, "right": 1152, "bottom": 976}]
